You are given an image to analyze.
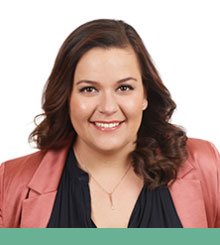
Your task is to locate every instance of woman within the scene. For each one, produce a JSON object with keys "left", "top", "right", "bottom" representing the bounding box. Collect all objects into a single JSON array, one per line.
[{"left": 0, "top": 19, "right": 219, "bottom": 228}]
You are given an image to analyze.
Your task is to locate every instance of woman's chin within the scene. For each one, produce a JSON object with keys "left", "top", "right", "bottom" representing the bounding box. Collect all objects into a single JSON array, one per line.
[
  {"left": 94, "top": 146, "right": 121, "bottom": 154},
  {"left": 91, "top": 140, "right": 135, "bottom": 155}
]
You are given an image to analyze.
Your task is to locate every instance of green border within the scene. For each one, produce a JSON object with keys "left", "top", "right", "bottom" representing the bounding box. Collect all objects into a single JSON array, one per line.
[{"left": 0, "top": 229, "right": 219, "bottom": 245}]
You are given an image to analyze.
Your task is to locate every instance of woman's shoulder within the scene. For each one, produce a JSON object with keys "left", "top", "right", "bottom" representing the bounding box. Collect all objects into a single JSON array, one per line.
[
  {"left": 185, "top": 137, "right": 220, "bottom": 175},
  {"left": 1, "top": 150, "right": 46, "bottom": 168},
  {"left": 0, "top": 150, "right": 46, "bottom": 183},
  {"left": 186, "top": 137, "right": 219, "bottom": 161},
  {"left": 187, "top": 137, "right": 218, "bottom": 152}
]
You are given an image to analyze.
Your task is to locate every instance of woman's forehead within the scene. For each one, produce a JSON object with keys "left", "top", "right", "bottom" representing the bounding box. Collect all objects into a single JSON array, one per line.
[{"left": 74, "top": 47, "right": 142, "bottom": 81}]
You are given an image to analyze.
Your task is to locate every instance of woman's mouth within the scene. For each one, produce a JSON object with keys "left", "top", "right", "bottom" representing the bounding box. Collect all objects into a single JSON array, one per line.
[{"left": 90, "top": 121, "right": 125, "bottom": 132}]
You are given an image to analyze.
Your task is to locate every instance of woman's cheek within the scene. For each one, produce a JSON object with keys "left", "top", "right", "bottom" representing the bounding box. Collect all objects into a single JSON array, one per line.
[{"left": 123, "top": 99, "right": 142, "bottom": 114}]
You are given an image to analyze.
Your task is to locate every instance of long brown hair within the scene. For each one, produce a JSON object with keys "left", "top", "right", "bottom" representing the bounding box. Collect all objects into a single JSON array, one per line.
[{"left": 29, "top": 19, "right": 188, "bottom": 189}]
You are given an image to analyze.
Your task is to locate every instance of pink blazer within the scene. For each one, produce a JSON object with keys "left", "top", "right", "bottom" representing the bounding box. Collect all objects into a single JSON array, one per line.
[{"left": 0, "top": 138, "right": 219, "bottom": 228}]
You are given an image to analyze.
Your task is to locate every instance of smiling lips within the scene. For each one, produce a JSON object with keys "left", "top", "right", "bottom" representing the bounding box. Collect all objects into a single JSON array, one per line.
[{"left": 90, "top": 120, "right": 125, "bottom": 132}]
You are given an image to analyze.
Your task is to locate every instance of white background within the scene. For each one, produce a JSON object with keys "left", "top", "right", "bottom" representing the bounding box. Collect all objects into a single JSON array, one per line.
[{"left": 0, "top": 0, "right": 219, "bottom": 163}]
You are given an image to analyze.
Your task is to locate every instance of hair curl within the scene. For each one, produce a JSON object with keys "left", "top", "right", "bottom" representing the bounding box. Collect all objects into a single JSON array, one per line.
[{"left": 29, "top": 19, "right": 188, "bottom": 189}]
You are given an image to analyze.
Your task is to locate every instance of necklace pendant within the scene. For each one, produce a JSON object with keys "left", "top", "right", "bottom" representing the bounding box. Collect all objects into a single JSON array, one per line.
[{"left": 109, "top": 193, "right": 115, "bottom": 210}]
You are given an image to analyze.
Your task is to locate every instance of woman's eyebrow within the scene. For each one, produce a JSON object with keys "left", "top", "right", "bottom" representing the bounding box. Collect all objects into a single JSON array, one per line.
[{"left": 76, "top": 77, "right": 137, "bottom": 86}]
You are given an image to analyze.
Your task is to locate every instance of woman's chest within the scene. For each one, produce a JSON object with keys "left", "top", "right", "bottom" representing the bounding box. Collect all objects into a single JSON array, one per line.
[{"left": 89, "top": 176, "right": 144, "bottom": 228}]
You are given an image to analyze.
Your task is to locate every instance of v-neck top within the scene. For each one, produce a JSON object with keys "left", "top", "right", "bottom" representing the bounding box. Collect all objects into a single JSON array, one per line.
[{"left": 47, "top": 147, "right": 183, "bottom": 228}]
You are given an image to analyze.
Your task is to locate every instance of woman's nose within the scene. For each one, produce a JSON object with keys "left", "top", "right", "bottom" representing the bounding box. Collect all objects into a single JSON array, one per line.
[{"left": 98, "top": 92, "right": 118, "bottom": 115}]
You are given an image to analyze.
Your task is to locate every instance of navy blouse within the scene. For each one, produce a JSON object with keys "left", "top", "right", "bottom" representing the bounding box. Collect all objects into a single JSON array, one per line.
[{"left": 47, "top": 147, "right": 182, "bottom": 228}]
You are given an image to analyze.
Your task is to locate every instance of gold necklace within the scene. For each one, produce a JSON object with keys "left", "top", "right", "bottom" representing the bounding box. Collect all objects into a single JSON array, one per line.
[{"left": 74, "top": 149, "right": 131, "bottom": 210}]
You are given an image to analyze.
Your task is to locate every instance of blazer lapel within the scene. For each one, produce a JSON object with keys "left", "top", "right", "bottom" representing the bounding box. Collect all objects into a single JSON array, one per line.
[
  {"left": 169, "top": 157, "right": 208, "bottom": 228},
  {"left": 20, "top": 191, "right": 58, "bottom": 228},
  {"left": 20, "top": 143, "right": 71, "bottom": 228}
]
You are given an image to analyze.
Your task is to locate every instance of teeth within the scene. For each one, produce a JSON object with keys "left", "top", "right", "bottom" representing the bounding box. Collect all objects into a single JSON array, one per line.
[{"left": 94, "top": 122, "right": 120, "bottom": 128}]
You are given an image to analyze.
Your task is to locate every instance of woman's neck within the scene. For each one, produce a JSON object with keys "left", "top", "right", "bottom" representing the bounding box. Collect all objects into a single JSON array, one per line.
[{"left": 73, "top": 138, "right": 136, "bottom": 178}]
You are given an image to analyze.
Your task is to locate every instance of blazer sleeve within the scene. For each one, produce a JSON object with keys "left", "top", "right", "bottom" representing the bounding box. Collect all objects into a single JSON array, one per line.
[
  {"left": 0, "top": 163, "right": 5, "bottom": 228},
  {"left": 209, "top": 142, "right": 220, "bottom": 228}
]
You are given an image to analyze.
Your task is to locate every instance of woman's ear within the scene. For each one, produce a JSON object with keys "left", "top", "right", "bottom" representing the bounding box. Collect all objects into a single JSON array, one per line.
[{"left": 142, "top": 98, "right": 148, "bottom": 111}]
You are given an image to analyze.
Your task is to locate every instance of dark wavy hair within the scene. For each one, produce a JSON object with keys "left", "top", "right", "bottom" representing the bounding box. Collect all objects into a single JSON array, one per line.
[{"left": 29, "top": 19, "right": 188, "bottom": 189}]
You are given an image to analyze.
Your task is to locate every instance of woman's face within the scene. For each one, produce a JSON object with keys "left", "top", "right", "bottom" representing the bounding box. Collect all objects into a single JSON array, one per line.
[{"left": 69, "top": 47, "right": 147, "bottom": 153}]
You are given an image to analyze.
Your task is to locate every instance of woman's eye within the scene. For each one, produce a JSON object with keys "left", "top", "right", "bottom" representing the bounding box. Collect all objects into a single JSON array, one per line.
[
  {"left": 79, "top": 85, "right": 134, "bottom": 93},
  {"left": 79, "top": 87, "right": 97, "bottom": 93},
  {"left": 118, "top": 85, "right": 134, "bottom": 92}
]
